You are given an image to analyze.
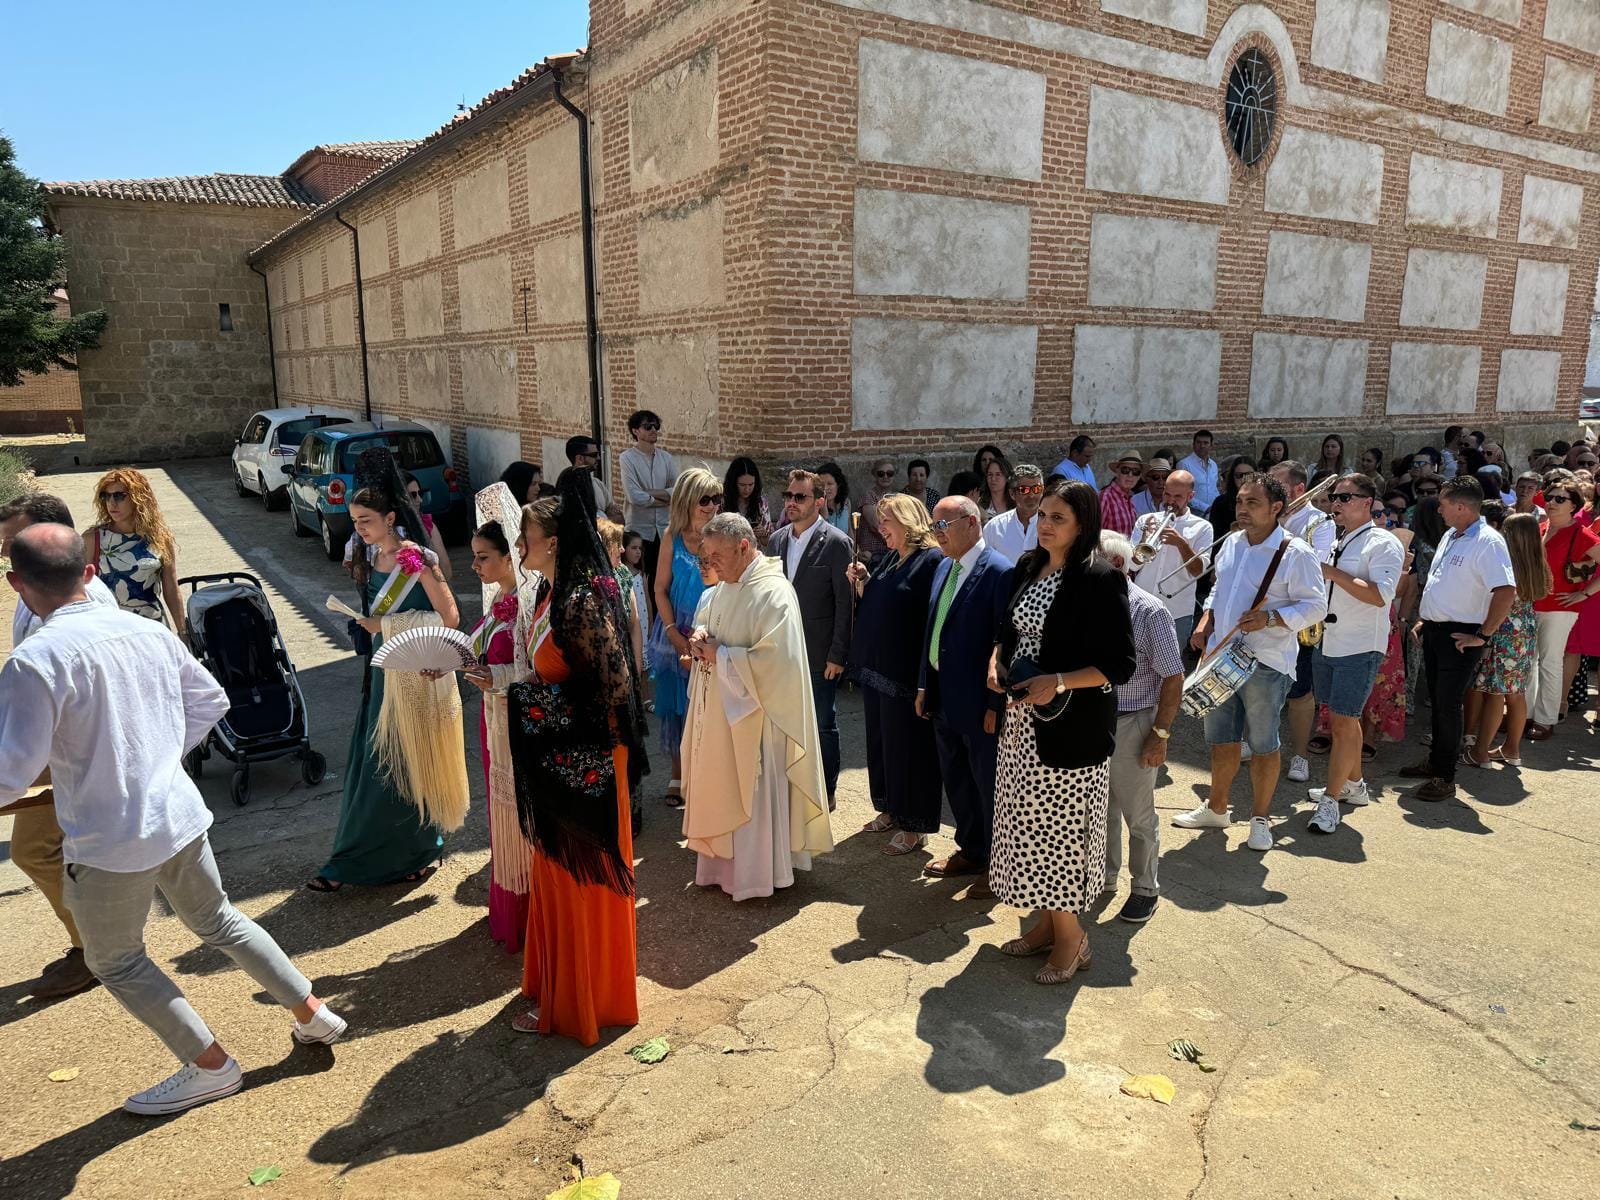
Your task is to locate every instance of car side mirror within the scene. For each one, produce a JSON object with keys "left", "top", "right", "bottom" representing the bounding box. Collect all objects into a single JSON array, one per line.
[{"left": 282, "top": 465, "right": 296, "bottom": 477}]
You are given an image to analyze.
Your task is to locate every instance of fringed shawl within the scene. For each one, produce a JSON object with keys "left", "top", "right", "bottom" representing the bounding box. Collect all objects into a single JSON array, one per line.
[{"left": 374, "top": 609, "right": 471, "bottom": 831}]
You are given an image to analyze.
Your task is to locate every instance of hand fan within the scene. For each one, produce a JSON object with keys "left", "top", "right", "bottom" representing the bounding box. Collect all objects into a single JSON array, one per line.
[
  {"left": 326, "top": 595, "right": 364, "bottom": 620},
  {"left": 370, "top": 626, "right": 477, "bottom": 672}
]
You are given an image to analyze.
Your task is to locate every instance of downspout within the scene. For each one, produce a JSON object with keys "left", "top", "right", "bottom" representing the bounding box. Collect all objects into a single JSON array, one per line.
[
  {"left": 247, "top": 263, "right": 280, "bottom": 406},
  {"left": 334, "top": 209, "right": 373, "bottom": 422},
  {"left": 551, "top": 66, "right": 604, "bottom": 477}
]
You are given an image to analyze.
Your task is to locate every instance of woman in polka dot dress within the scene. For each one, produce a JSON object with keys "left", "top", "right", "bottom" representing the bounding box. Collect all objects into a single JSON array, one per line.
[{"left": 989, "top": 480, "right": 1136, "bottom": 985}]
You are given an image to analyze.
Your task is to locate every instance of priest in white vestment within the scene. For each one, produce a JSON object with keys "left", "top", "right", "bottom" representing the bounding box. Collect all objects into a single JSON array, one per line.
[{"left": 683, "top": 513, "right": 834, "bottom": 900}]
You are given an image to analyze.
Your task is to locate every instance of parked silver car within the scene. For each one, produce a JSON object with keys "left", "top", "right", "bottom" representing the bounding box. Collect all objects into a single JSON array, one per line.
[{"left": 231, "top": 407, "right": 353, "bottom": 509}]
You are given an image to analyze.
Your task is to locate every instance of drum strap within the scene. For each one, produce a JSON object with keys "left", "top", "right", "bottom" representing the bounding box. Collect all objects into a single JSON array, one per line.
[{"left": 1249, "top": 542, "right": 1291, "bottom": 612}]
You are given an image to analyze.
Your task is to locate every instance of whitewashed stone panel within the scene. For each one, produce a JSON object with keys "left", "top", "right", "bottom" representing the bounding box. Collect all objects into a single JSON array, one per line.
[
  {"left": 1086, "top": 86, "right": 1230, "bottom": 205},
  {"left": 1510, "top": 260, "right": 1571, "bottom": 337},
  {"left": 1070, "top": 325, "right": 1220, "bottom": 424},
  {"left": 636, "top": 332, "right": 720, "bottom": 442},
  {"left": 1405, "top": 153, "right": 1502, "bottom": 239},
  {"left": 1249, "top": 333, "right": 1370, "bottom": 418},
  {"left": 1399, "top": 250, "right": 1487, "bottom": 331},
  {"left": 402, "top": 272, "right": 443, "bottom": 339},
  {"left": 639, "top": 196, "right": 727, "bottom": 312},
  {"left": 630, "top": 46, "right": 719, "bottom": 190},
  {"left": 453, "top": 159, "right": 510, "bottom": 249},
  {"left": 462, "top": 347, "right": 519, "bottom": 422},
  {"left": 1311, "top": 0, "right": 1391, "bottom": 84},
  {"left": 1442, "top": 0, "right": 1520, "bottom": 23},
  {"left": 1540, "top": 56, "right": 1594, "bottom": 135},
  {"left": 1518, "top": 175, "right": 1584, "bottom": 248},
  {"left": 1265, "top": 129, "right": 1384, "bottom": 225},
  {"left": 1545, "top": 0, "right": 1600, "bottom": 55},
  {"left": 852, "top": 318, "right": 1037, "bottom": 429},
  {"left": 1261, "top": 231, "right": 1371, "bottom": 323},
  {"left": 1386, "top": 343, "right": 1481, "bottom": 415},
  {"left": 855, "top": 189, "right": 1031, "bottom": 300},
  {"left": 467, "top": 427, "right": 521, "bottom": 490},
  {"left": 458, "top": 256, "right": 512, "bottom": 334},
  {"left": 1087, "top": 213, "right": 1217, "bottom": 312},
  {"left": 1099, "top": 0, "right": 1207, "bottom": 36},
  {"left": 396, "top": 191, "right": 441, "bottom": 267},
  {"left": 1425, "top": 21, "right": 1511, "bottom": 116},
  {"left": 1496, "top": 350, "right": 1562, "bottom": 412}
]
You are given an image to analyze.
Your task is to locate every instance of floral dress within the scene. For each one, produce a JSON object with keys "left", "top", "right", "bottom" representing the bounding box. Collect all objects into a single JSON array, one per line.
[
  {"left": 97, "top": 528, "right": 165, "bottom": 621},
  {"left": 1473, "top": 598, "right": 1536, "bottom": 696}
]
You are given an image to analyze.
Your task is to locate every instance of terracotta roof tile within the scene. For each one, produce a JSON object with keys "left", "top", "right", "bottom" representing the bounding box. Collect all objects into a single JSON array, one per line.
[
  {"left": 310, "top": 140, "right": 420, "bottom": 161},
  {"left": 41, "top": 172, "right": 316, "bottom": 208}
]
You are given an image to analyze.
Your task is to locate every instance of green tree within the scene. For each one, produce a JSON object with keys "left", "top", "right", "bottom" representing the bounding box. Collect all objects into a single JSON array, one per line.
[{"left": 0, "top": 134, "right": 107, "bottom": 387}]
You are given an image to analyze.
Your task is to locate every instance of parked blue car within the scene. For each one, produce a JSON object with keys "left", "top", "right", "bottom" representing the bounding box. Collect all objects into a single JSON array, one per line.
[{"left": 283, "top": 421, "right": 469, "bottom": 560}]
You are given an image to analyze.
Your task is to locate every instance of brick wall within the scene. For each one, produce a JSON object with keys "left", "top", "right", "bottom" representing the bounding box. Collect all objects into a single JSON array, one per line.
[
  {"left": 290, "top": 150, "right": 404, "bottom": 205},
  {"left": 0, "top": 291, "right": 85, "bottom": 435},
  {"left": 46, "top": 198, "right": 299, "bottom": 462}
]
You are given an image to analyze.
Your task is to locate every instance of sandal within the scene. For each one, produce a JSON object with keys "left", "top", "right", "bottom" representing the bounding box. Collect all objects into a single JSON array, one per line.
[
  {"left": 881, "top": 832, "right": 925, "bottom": 856},
  {"left": 664, "top": 779, "right": 684, "bottom": 809},
  {"left": 1036, "top": 937, "right": 1092, "bottom": 985},
  {"left": 305, "top": 876, "right": 344, "bottom": 893},
  {"left": 862, "top": 813, "right": 896, "bottom": 833},
  {"left": 401, "top": 863, "right": 439, "bottom": 884},
  {"left": 511, "top": 1007, "right": 541, "bottom": 1034},
  {"left": 1488, "top": 747, "right": 1522, "bottom": 767},
  {"left": 1307, "top": 736, "right": 1332, "bottom": 755},
  {"left": 1000, "top": 935, "right": 1053, "bottom": 958}
]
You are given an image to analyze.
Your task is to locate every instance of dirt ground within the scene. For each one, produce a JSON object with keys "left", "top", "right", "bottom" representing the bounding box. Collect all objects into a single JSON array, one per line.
[{"left": 2, "top": 456, "right": 1598, "bottom": 1199}]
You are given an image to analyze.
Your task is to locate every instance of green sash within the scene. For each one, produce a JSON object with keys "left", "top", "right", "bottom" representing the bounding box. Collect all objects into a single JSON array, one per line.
[{"left": 371, "top": 561, "right": 423, "bottom": 617}]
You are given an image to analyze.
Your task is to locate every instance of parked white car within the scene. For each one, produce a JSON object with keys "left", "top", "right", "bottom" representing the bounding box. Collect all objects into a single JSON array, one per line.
[{"left": 232, "top": 407, "right": 353, "bottom": 509}]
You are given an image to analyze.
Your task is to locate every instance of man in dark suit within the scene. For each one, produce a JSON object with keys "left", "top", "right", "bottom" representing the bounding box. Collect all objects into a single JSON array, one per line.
[
  {"left": 766, "top": 468, "right": 853, "bottom": 809},
  {"left": 916, "top": 496, "right": 1013, "bottom": 882}
]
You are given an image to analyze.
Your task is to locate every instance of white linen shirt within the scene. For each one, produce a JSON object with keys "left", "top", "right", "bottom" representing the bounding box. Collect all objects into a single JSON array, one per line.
[
  {"left": 619, "top": 446, "right": 679, "bottom": 541},
  {"left": 1131, "top": 509, "right": 1214, "bottom": 622},
  {"left": 1051, "top": 459, "right": 1098, "bottom": 489},
  {"left": 981, "top": 507, "right": 1039, "bottom": 562},
  {"left": 1420, "top": 519, "right": 1516, "bottom": 625},
  {"left": 1203, "top": 526, "right": 1327, "bottom": 677},
  {"left": 12, "top": 573, "right": 116, "bottom": 644},
  {"left": 1178, "top": 453, "right": 1220, "bottom": 514},
  {"left": 0, "top": 599, "right": 229, "bottom": 872},
  {"left": 1321, "top": 522, "right": 1405, "bottom": 657},
  {"left": 1284, "top": 503, "right": 1338, "bottom": 561},
  {"left": 783, "top": 514, "right": 822, "bottom": 580}
]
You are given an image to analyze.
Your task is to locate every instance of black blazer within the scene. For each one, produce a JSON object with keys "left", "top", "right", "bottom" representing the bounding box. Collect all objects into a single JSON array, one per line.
[
  {"left": 997, "top": 554, "right": 1136, "bottom": 769},
  {"left": 766, "top": 519, "right": 854, "bottom": 673}
]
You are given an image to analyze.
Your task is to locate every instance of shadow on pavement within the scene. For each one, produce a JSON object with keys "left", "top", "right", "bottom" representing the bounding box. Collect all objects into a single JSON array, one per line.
[
  {"left": 0, "top": 973, "right": 83, "bottom": 1033},
  {"left": 173, "top": 892, "right": 440, "bottom": 977},
  {"left": 1158, "top": 829, "right": 1290, "bottom": 912}
]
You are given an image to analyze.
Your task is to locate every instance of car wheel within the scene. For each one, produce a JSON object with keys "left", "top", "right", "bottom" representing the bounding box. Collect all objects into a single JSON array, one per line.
[
  {"left": 235, "top": 466, "right": 250, "bottom": 498},
  {"left": 320, "top": 516, "right": 343, "bottom": 562},
  {"left": 291, "top": 498, "right": 311, "bottom": 537},
  {"left": 259, "top": 474, "right": 275, "bottom": 510}
]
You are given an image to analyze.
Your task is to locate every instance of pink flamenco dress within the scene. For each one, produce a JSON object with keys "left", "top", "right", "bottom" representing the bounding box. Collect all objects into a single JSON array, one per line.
[{"left": 473, "top": 594, "right": 532, "bottom": 953}]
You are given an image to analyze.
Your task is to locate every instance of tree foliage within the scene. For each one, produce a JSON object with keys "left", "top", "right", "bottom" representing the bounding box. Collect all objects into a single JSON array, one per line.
[{"left": 0, "top": 134, "right": 108, "bottom": 387}]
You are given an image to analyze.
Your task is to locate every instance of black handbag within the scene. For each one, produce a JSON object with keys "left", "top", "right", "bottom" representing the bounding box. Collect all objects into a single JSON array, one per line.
[
  {"left": 347, "top": 619, "right": 374, "bottom": 658},
  {"left": 1006, "top": 655, "right": 1074, "bottom": 722}
]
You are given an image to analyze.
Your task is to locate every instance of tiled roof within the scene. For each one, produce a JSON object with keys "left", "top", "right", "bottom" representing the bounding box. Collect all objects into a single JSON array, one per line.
[
  {"left": 311, "top": 140, "right": 420, "bottom": 161},
  {"left": 250, "top": 53, "right": 582, "bottom": 261},
  {"left": 41, "top": 172, "right": 317, "bottom": 208}
]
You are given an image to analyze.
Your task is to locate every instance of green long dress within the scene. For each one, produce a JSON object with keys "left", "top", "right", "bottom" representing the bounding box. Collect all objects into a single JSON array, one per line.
[{"left": 320, "top": 572, "right": 446, "bottom": 884}]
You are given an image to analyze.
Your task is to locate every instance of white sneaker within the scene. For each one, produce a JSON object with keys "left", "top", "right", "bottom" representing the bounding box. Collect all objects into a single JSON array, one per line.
[
  {"left": 1239, "top": 743, "right": 1253, "bottom": 761},
  {"left": 292, "top": 1005, "right": 348, "bottom": 1045},
  {"left": 1307, "top": 779, "right": 1371, "bottom": 807},
  {"left": 1287, "top": 755, "right": 1310, "bottom": 782},
  {"left": 1172, "top": 805, "right": 1230, "bottom": 829},
  {"left": 1308, "top": 797, "right": 1340, "bottom": 834},
  {"left": 1246, "top": 816, "right": 1273, "bottom": 851},
  {"left": 124, "top": 1058, "right": 242, "bottom": 1115}
]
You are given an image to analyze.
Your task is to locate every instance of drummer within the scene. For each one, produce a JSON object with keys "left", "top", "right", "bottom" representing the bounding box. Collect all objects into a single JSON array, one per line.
[{"left": 1172, "top": 473, "right": 1326, "bottom": 853}]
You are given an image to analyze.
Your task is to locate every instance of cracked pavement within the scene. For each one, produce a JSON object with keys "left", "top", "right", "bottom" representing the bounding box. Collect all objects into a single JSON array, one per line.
[{"left": 2, "top": 456, "right": 1598, "bottom": 1198}]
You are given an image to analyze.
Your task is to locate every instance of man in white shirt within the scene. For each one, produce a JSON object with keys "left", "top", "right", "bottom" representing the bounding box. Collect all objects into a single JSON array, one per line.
[
  {"left": 0, "top": 525, "right": 347, "bottom": 1115},
  {"left": 1270, "top": 461, "right": 1339, "bottom": 784},
  {"left": 1051, "top": 435, "right": 1098, "bottom": 489},
  {"left": 1, "top": 493, "right": 117, "bottom": 999},
  {"left": 1398, "top": 476, "right": 1517, "bottom": 802},
  {"left": 1305, "top": 474, "right": 1404, "bottom": 833},
  {"left": 1172, "top": 473, "right": 1327, "bottom": 852},
  {"left": 1130, "top": 469, "right": 1213, "bottom": 649},
  {"left": 618, "top": 409, "right": 679, "bottom": 598},
  {"left": 981, "top": 463, "right": 1044, "bottom": 561},
  {"left": 1177, "top": 429, "right": 1220, "bottom": 516}
]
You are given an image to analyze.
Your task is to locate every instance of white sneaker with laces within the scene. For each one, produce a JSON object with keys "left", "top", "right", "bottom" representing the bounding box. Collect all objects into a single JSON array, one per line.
[
  {"left": 1172, "top": 805, "right": 1230, "bottom": 830},
  {"left": 1308, "top": 796, "right": 1340, "bottom": 834},
  {"left": 124, "top": 1058, "right": 242, "bottom": 1115},
  {"left": 1306, "top": 779, "right": 1371, "bottom": 806},
  {"left": 292, "top": 1005, "right": 348, "bottom": 1045},
  {"left": 1246, "top": 816, "right": 1274, "bottom": 851},
  {"left": 1287, "top": 755, "right": 1310, "bottom": 782}
]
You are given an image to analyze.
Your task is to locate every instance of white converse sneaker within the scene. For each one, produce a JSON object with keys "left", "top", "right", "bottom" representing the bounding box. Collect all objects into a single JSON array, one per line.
[
  {"left": 1246, "top": 816, "right": 1274, "bottom": 851},
  {"left": 1306, "top": 779, "right": 1371, "bottom": 807},
  {"left": 1287, "top": 755, "right": 1310, "bottom": 782},
  {"left": 124, "top": 1058, "right": 242, "bottom": 1115},
  {"left": 1172, "top": 805, "right": 1230, "bottom": 829},
  {"left": 292, "top": 1005, "right": 348, "bottom": 1045},
  {"left": 1308, "top": 796, "right": 1340, "bottom": 834}
]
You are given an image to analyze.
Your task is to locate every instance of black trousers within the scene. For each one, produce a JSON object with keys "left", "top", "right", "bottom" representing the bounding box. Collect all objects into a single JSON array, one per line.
[
  {"left": 933, "top": 720, "right": 997, "bottom": 865},
  {"left": 1423, "top": 621, "right": 1487, "bottom": 781},
  {"left": 864, "top": 687, "right": 944, "bottom": 834}
]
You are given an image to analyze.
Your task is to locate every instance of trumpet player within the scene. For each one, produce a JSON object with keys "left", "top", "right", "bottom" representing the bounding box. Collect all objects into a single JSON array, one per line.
[
  {"left": 1269, "top": 461, "right": 1338, "bottom": 785},
  {"left": 1131, "top": 469, "right": 1213, "bottom": 649}
]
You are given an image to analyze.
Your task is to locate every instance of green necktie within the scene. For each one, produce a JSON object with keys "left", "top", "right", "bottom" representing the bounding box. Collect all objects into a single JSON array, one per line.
[{"left": 928, "top": 561, "right": 962, "bottom": 670}]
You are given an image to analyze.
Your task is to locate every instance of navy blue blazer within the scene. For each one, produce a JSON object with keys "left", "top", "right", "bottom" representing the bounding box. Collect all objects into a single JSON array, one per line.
[{"left": 917, "top": 546, "right": 1014, "bottom": 736}]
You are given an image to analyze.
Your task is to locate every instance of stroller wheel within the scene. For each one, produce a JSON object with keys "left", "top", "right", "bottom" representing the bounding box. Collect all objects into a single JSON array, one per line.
[
  {"left": 230, "top": 769, "right": 250, "bottom": 807},
  {"left": 301, "top": 751, "right": 328, "bottom": 787},
  {"left": 182, "top": 747, "right": 203, "bottom": 780}
]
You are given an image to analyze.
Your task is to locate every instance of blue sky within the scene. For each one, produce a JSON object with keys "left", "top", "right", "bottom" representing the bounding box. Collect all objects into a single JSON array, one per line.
[{"left": 2, "top": 1, "right": 589, "bottom": 184}]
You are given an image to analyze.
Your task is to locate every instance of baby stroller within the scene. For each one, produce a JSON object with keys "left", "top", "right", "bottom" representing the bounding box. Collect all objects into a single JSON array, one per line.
[{"left": 180, "top": 572, "right": 326, "bottom": 806}]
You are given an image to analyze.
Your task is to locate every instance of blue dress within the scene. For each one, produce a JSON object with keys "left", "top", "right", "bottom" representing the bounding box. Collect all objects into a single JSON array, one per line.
[
  {"left": 97, "top": 528, "right": 166, "bottom": 622},
  {"left": 648, "top": 534, "right": 707, "bottom": 758}
]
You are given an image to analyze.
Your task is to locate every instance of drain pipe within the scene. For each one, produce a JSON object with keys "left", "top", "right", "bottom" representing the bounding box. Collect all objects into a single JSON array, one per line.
[
  {"left": 247, "top": 262, "right": 280, "bottom": 406},
  {"left": 334, "top": 210, "right": 373, "bottom": 422},
  {"left": 551, "top": 66, "right": 604, "bottom": 477}
]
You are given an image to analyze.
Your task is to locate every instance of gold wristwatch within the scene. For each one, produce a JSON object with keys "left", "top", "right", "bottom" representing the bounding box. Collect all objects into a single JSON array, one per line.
[{"left": 1153, "top": 727, "right": 1171, "bottom": 740}]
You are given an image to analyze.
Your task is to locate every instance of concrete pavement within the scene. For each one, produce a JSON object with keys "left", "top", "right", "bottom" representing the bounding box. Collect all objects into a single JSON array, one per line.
[{"left": 2, "top": 455, "right": 1597, "bottom": 1198}]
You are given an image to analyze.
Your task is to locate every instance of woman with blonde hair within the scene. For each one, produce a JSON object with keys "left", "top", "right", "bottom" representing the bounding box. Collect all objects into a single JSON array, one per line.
[
  {"left": 649, "top": 467, "right": 723, "bottom": 805},
  {"left": 1463, "top": 513, "right": 1550, "bottom": 767},
  {"left": 85, "top": 467, "right": 185, "bottom": 634},
  {"left": 846, "top": 493, "right": 945, "bottom": 854}
]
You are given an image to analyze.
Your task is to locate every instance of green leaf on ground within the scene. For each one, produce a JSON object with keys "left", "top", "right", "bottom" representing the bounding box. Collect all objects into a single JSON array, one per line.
[
  {"left": 248, "top": 1166, "right": 284, "bottom": 1186},
  {"left": 545, "top": 1172, "right": 621, "bottom": 1200},
  {"left": 1169, "top": 1038, "right": 1217, "bottom": 1072},
  {"left": 625, "top": 1036, "right": 670, "bottom": 1064}
]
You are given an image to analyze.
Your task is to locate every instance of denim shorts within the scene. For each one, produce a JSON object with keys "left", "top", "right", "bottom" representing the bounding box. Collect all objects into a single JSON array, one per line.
[
  {"left": 1312, "top": 649, "right": 1385, "bottom": 719},
  {"left": 1202, "top": 665, "right": 1292, "bottom": 754},
  {"left": 1287, "top": 640, "right": 1316, "bottom": 700}
]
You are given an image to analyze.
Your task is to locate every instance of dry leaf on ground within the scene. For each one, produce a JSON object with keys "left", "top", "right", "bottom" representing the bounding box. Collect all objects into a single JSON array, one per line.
[
  {"left": 47, "top": 1068, "right": 79, "bottom": 1083},
  {"left": 545, "top": 1173, "right": 622, "bottom": 1200},
  {"left": 1120, "top": 1074, "right": 1177, "bottom": 1105}
]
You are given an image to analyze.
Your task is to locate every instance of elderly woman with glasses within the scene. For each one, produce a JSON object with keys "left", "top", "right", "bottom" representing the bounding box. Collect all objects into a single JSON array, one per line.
[
  {"left": 649, "top": 468, "right": 724, "bottom": 805},
  {"left": 1524, "top": 471, "right": 1600, "bottom": 739},
  {"left": 856, "top": 459, "right": 899, "bottom": 566}
]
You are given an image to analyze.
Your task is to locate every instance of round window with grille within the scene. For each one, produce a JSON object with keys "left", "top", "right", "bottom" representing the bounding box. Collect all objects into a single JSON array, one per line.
[{"left": 1224, "top": 48, "right": 1277, "bottom": 167}]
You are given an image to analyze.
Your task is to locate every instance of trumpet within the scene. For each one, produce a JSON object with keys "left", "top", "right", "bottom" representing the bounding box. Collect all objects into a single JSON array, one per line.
[{"left": 1131, "top": 507, "right": 1176, "bottom": 566}]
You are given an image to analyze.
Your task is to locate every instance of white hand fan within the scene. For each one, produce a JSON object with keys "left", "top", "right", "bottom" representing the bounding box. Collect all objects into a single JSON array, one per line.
[{"left": 370, "top": 626, "right": 477, "bottom": 673}]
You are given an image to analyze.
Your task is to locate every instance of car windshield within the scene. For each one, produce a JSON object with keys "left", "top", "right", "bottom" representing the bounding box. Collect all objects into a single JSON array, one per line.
[
  {"left": 337, "top": 432, "right": 444, "bottom": 471},
  {"left": 274, "top": 416, "right": 347, "bottom": 449}
]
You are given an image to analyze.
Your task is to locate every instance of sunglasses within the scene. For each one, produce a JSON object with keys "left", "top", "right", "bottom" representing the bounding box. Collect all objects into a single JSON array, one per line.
[
  {"left": 1013, "top": 483, "right": 1044, "bottom": 496},
  {"left": 1386, "top": 504, "right": 1408, "bottom": 516},
  {"left": 781, "top": 491, "right": 814, "bottom": 503},
  {"left": 1232, "top": 470, "right": 1252, "bottom": 481},
  {"left": 639, "top": 421, "right": 661, "bottom": 431},
  {"left": 1145, "top": 471, "right": 1169, "bottom": 482},
  {"left": 1416, "top": 487, "right": 1439, "bottom": 496},
  {"left": 930, "top": 517, "right": 974, "bottom": 532},
  {"left": 697, "top": 494, "right": 724, "bottom": 509},
  {"left": 1546, "top": 493, "right": 1574, "bottom": 505},
  {"left": 99, "top": 490, "right": 129, "bottom": 504},
  {"left": 1329, "top": 492, "right": 1369, "bottom": 504},
  {"left": 873, "top": 470, "right": 895, "bottom": 479},
  {"left": 1411, "top": 460, "right": 1431, "bottom": 469},
  {"left": 1115, "top": 466, "right": 1141, "bottom": 476}
]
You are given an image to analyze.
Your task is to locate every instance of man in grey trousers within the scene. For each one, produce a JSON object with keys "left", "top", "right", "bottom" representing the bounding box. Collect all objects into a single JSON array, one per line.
[{"left": 0, "top": 524, "right": 347, "bottom": 1115}]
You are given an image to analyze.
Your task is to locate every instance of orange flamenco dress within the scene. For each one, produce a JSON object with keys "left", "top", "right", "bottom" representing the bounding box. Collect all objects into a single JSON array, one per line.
[{"left": 520, "top": 619, "right": 639, "bottom": 1046}]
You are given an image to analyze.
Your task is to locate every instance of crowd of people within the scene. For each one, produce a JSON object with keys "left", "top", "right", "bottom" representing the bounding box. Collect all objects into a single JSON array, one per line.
[{"left": 2, "top": 417, "right": 1597, "bottom": 1116}]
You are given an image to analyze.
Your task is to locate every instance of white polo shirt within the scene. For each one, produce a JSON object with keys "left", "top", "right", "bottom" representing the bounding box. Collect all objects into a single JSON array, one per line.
[
  {"left": 1284, "top": 502, "right": 1337, "bottom": 561},
  {"left": 1131, "top": 509, "right": 1213, "bottom": 622},
  {"left": 1420, "top": 519, "right": 1516, "bottom": 625},
  {"left": 1203, "top": 526, "right": 1327, "bottom": 677},
  {"left": 1321, "top": 522, "right": 1405, "bottom": 657},
  {"left": 981, "top": 507, "right": 1039, "bottom": 562}
]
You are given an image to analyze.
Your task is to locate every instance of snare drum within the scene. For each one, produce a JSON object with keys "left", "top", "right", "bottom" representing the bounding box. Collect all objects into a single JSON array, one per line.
[{"left": 1181, "top": 636, "right": 1259, "bottom": 719}]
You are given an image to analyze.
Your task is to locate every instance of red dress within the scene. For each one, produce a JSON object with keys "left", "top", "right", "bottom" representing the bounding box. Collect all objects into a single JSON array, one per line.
[{"left": 520, "top": 604, "right": 639, "bottom": 1045}]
